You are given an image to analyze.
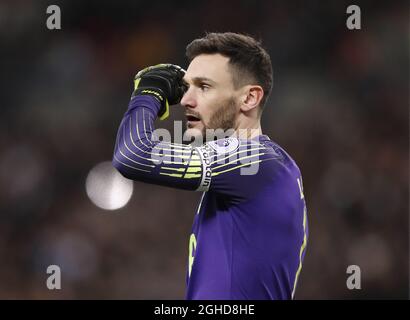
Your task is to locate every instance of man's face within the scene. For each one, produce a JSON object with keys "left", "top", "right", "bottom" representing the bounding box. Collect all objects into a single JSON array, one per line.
[{"left": 180, "top": 54, "right": 241, "bottom": 142}]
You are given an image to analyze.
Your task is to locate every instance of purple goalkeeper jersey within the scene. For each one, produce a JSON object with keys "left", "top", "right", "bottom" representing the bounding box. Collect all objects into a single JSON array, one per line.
[{"left": 112, "top": 95, "right": 308, "bottom": 300}]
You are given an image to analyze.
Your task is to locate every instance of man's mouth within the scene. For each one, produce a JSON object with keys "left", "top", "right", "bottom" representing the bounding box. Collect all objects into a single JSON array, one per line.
[{"left": 186, "top": 114, "right": 201, "bottom": 125}]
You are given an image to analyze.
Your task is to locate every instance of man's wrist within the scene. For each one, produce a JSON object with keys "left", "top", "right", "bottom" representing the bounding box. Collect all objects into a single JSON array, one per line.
[{"left": 127, "top": 95, "right": 162, "bottom": 117}]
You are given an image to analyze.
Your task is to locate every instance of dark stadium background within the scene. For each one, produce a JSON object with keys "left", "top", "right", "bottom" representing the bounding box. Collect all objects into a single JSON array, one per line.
[{"left": 0, "top": 0, "right": 408, "bottom": 299}]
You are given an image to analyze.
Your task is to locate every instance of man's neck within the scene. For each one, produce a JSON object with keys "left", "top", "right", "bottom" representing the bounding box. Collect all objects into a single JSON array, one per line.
[
  {"left": 234, "top": 118, "right": 263, "bottom": 139},
  {"left": 235, "top": 127, "right": 262, "bottom": 139}
]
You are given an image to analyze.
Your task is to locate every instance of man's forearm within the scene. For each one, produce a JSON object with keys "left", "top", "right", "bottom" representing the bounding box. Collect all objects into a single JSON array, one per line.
[
  {"left": 112, "top": 95, "right": 202, "bottom": 190},
  {"left": 113, "top": 95, "right": 162, "bottom": 178}
]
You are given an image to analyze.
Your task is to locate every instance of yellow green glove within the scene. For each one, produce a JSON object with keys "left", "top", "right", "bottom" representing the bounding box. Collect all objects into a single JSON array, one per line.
[{"left": 133, "top": 64, "right": 186, "bottom": 121}]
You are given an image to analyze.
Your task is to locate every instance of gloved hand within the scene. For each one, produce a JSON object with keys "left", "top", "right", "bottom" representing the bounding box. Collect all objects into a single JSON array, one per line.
[{"left": 132, "top": 63, "right": 187, "bottom": 120}]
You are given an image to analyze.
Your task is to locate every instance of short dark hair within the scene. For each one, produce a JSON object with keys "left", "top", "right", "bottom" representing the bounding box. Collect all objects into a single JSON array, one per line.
[{"left": 186, "top": 32, "right": 273, "bottom": 108}]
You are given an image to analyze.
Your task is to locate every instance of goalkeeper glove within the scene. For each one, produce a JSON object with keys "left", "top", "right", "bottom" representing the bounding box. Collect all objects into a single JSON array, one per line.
[{"left": 132, "top": 63, "right": 187, "bottom": 121}]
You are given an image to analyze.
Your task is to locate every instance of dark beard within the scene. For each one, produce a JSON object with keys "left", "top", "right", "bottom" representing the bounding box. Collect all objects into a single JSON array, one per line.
[{"left": 203, "top": 97, "right": 237, "bottom": 142}]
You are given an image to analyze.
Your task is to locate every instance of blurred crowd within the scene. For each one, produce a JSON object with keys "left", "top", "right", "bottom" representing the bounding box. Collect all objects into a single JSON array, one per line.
[{"left": 0, "top": 0, "right": 408, "bottom": 299}]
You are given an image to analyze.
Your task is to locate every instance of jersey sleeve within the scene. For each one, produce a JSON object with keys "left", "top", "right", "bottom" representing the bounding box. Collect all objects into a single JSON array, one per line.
[
  {"left": 112, "top": 95, "right": 282, "bottom": 195},
  {"left": 112, "top": 95, "right": 204, "bottom": 191}
]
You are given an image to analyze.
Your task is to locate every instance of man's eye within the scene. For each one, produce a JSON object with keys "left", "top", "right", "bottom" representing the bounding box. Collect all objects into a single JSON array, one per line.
[{"left": 200, "top": 84, "right": 210, "bottom": 91}]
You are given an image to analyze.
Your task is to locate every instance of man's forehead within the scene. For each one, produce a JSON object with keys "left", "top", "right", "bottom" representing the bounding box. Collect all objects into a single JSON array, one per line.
[{"left": 184, "top": 54, "right": 231, "bottom": 83}]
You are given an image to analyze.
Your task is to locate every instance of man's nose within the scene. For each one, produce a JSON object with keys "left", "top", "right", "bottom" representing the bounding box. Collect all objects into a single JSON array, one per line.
[{"left": 180, "top": 88, "right": 196, "bottom": 108}]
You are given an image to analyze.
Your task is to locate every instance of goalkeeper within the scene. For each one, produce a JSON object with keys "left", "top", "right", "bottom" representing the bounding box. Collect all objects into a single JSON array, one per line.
[{"left": 112, "top": 32, "right": 308, "bottom": 300}]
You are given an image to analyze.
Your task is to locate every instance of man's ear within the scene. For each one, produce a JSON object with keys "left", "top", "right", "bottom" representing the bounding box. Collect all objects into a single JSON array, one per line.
[{"left": 240, "top": 85, "right": 264, "bottom": 112}]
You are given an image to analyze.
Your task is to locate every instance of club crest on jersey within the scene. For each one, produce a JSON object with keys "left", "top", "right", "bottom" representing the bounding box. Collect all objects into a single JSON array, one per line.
[{"left": 207, "top": 137, "right": 240, "bottom": 155}]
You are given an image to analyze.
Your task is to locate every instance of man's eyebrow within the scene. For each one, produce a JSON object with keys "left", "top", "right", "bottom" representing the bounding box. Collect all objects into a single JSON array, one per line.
[{"left": 183, "top": 76, "right": 217, "bottom": 85}]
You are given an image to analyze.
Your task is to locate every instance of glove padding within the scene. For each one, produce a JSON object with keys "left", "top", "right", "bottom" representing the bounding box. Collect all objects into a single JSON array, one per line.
[{"left": 132, "top": 64, "right": 186, "bottom": 120}]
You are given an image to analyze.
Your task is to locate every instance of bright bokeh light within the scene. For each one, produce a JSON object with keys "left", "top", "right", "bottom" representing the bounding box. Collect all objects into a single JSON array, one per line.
[{"left": 85, "top": 161, "right": 133, "bottom": 210}]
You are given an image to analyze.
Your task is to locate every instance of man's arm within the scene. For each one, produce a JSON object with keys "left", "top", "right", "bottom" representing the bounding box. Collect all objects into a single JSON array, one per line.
[
  {"left": 112, "top": 94, "right": 205, "bottom": 191},
  {"left": 112, "top": 64, "right": 281, "bottom": 195}
]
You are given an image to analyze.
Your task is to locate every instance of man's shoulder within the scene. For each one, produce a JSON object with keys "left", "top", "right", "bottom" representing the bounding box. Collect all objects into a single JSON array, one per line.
[{"left": 247, "top": 135, "right": 302, "bottom": 175}]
